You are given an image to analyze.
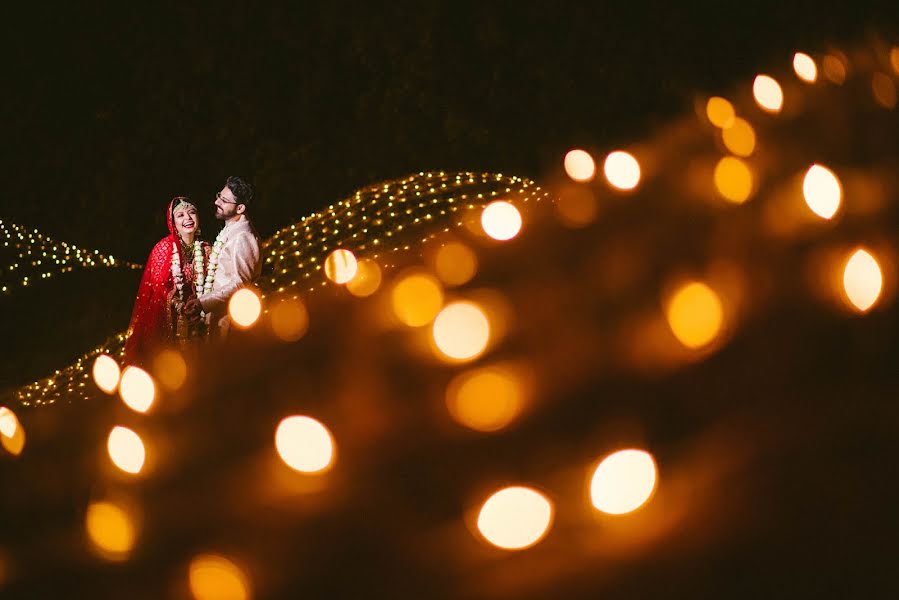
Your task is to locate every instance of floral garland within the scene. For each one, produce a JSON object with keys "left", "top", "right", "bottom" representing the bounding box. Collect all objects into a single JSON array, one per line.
[{"left": 169, "top": 229, "right": 227, "bottom": 319}]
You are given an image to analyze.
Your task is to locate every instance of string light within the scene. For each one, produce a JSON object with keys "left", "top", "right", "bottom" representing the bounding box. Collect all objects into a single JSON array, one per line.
[
  {"left": 476, "top": 486, "right": 554, "bottom": 550},
  {"left": 589, "top": 449, "right": 658, "bottom": 515}
]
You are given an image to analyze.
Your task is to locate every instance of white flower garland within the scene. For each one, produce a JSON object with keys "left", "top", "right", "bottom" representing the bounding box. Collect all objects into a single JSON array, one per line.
[
  {"left": 202, "top": 230, "right": 227, "bottom": 298},
  {"left": 169, "top": 229, "right": 227, "bottom": 321}
]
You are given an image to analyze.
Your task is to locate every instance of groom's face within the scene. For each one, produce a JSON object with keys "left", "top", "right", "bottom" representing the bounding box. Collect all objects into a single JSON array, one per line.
[{"left": 214, "top": 186, "right": 241, "bottom": 221}]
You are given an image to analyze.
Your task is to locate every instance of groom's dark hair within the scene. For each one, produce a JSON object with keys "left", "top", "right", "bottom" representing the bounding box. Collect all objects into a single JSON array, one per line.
[{"left": 226, "top": 176, "right": 254, "bottom": 207}]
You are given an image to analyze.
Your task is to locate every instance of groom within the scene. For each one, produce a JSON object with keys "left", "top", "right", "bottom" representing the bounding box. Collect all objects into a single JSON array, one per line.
[{"left": 184, "top": 176, "right": 261, "bottom": 335}]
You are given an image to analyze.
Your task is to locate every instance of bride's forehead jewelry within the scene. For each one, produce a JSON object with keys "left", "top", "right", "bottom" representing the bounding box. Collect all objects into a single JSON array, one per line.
[{"left": 172, "top": 198, "right": 198, "bottom": 216}]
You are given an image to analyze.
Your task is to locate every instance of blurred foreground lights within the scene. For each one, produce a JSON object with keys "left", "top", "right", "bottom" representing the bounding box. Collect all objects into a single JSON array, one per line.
[
  {"left": 391, "top": 272, "right": 444, "bottom": 327},
  {"left": 153, "top": 349, "right": 188, "bottom": 391},
  {"left": 324, "top": 248, "right": 358, "bottom": 284},
  {"left": 752, "top": 75, "right": 783, "bottom": 113},
  {"left": 432, "top": 301, "right": 490, "bottom": 361},
  {"left": 92, "top": 354, "right": 121, "bottom": 394},
  {"left": 0, "top": 407, "right": 24, "bottom": 456},
  {"left": 477, "top": 486, "right": 553, "bottom": 550},
  {"left": 563, "top": 149, "right": 596, "bottom": 182},
  {"left": 714, "top": 156, "right": 753, "bottom": 204},
  {"left": 119, "top": 366, "right": 155, "bottom": 413},
  {"left": 434, "top": 242, "right": 478, "bottom": 286},
  {"left": 871, "top": 73, "right": 897, "bottom": 109},
  {"left": 86, "top": 501, "right": 136, "bottom": 560},
  {"left": 590, "top": 449, "right": 658, "bottom": 515},
  {"left": 793, "top": 52, "right": 818, "bottom": 83},
  {"left": 228, "top": 288, "right": 262, "bottom": 328},
  {"left": 270, "top": 298, "right": 309, "bottom": 342},
  {"left": 189, "top": 554, "right": 251, "bottom": 600},
  {"left": 843, "top": 249, "right": 883, "bottom": 313},
  {"left": 0, "top": 407, "right": 18, "bottom": 438},
  {"left": 446, "top": 364, "right": 527, "bottom": 432},
  {"left": 346, "top": 258, "right": 382, "bottom": 297},
  {"left": 822, "top": 54, "right": 847, "bottom": 84},
  {"left": 481, "top": 201, "right": 522, "bottom": 241},
  {"left": 802, "top": 164, "right": 842, "bottom": 219},
  {"left": 107, "top": 426, "right": 146, "bottom": 474},
  {"left": 275, "top": 415, "right": 335, "bottom": 474},
  {"left": 603, "top": 151, "right": 641, "bottom": 191},
  {"left": 556, "top": 186, "right": 598, "bottom": 228},
  {"left": 666, "top": 282, "right": 724, "bottom": 349},
  {"left": 721, "top": 117, "right": 756, "bottom": 157},
  {"left": 705, "top": 96, "right": 735, "bottom": 128},
  {"left": 891, "top": 47, "right": 899, "bottom": 75}
]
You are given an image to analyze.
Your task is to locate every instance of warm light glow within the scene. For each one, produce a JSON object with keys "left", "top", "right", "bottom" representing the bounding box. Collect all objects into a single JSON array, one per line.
[
  {"left": 346, "top": 258, "right": 382, "bottom": 297},
  {"left": 802, "top": 164, "right": 842, "bottom": 219},
  {"left": 822, "top": 55, "right": 847, "bottom": 84},
  {"left": 228, "top": 288, "right": 262, "bottom": 328},
  {"left": 119, "top": 366, "right": 155, "bottom": 413},
  {"left": 563, "top": 149, "right": 596, "bottom": 182},
  {"left": 843, "top": 249, "right": 883, "bottom": 313},
  {"left": 0, "top": 407, "right": 24, "bottom": 456},
  {"left": 590, "top": 449, "right": 658, "bottom": 515},
  {"left": 275, "top": 415, "right": 335, "bottom": 473},
  {"left": 107, "top": 426, "right": 145, "bottom": 474},
  {"left": 666, "top": 282, "right": 724, "bottom": 349},
  {"left": 603, "top": 151, "right": 641, "bottom": 191},
  {"left": 793, "top": 52, "right": 817, "bottom": 83},
  {"left": 891, "top": 47, "right": 899, "bottom": 75},
  {"left": 189, "top": 554, "right": 251, "bottom": 600},
  {"left": 324, "top": 248, "right": 358, "bottom": 284},
  {"left": 432, "top": 301, "right": 490, "bottom": 361},
  {"left": 872, "top": 72, "right": 897, "bottom": 109},
  {"left": 433, "top": 242, "right": 478, "bottom": 286},
  {"left": 153, "top": 349, "right": 188, "bottom": 391},
  {"left": 721, "top": 117, "right": 756, "bottom": 157},
  {"left": 477, "top": 486, "right": 553, "bottom": 550},
  {"left": 86, "top": 501, "right": 136, "bottom": 559},
  {"left": 269, "top": 298, "right": 309, "bottom": 341},
  {"left": 481, "top": 201, "right": 522, "bottom": 241},
  {"left": 705, "top": 96, "right": 735, "bottom": 128},
  {"left": 0, "top": 407, "right": 17, "bottom": 438},
  {"left": 446, "top": 365, "right": 526, "bottom": 432},
  {"left": 391, "top": 272, "right": 444, "bottom": 327},
  {"left": 752, "top": 75, "right": 783, "bottom": 113},
  {"left": 555, "top": 186, "right": 598, "bottom": 228},
  {"left": 92, "top": 354, "right": 121, "bottom": 394},
  {"left": 713, "top": 156, "right": 753, "bottom": 204}
]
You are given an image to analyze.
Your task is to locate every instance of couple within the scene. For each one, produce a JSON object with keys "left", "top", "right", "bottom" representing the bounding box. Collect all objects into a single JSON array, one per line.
[{"left": 123, "top": 176, "right": 262, "bottom": 367}]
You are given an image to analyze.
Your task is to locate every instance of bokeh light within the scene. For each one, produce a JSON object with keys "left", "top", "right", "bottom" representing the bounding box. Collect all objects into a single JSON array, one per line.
[
  {"left": 871, "top": 72, "right": 897, "bottom": 109},
  {"left": 802, "top": 164, "right": 842, "bottom": 219},
  {"left": 563, "top": 149, "right": 596, "bottom": 182},
  {"left": 793, "top": 52, "right": 817, "bottom": 83},
  {"left": 189, "top": 554, "right": 251, "bottom": 600},
  {"left": 432, "top": 301, "right": 491, "bottom": 361},
  {"left": 433, "top": 242, "right": 478, "bottom": 287},
  {"left": 0, "top": 407, "right": 18, "bottom": 439},
  {"left": 705, "top": 96, "right": 735, "bottom": 128},
  {"left": 92, "top": 354, "right": 121, "bottom": 394},
  {"left": 477, "top": 486, "right": 553, "bottom": 550},
  {"left": 446, "top": 364, "right": 527, "bottom": 432},
  {"left": 345, "top": 258, "right": 382, "bottom": 297},
  {"left": 666, "top": 282, "right": 724, "bottom": 349},
  {"left": 228, "top": 288, "right": 262, "bottom": 329},
  {"left": 590, "top": 449, "right": 658, "bottom": 515},
  {"left": 481, "top": 201, "right": 522, "bottom": 241},
  {"left": 842, "top": 248, "right": 883, "bottom": 313},
  {"left": 603, "top": 151, "right": 641, "bottom": 191},
  {"left": 822, "top": 54, "right": 847, "bottom": 84},
  {"left": 752, "top": 75, "right": 784, "bottom": 113},
  {"left": 555, "top": 185, "right": 598, "bottom": 228},
  {"left": 107, "top": 426, "right": 146, "bottom": 474},
  {"left": 119, "top": 366, "right": 155, "bottom": 413},
  {"left": 275, "top": 415, "right": 335, "bottom": 473},
  {"left": 153, "top": 349, "right": 188, "bottom": 391},
  {"left": 891, "top": 47, "right": 899, "bottom": 75},
  {"left": 85, "top": 501, "right": 136, "bottom": 560},
  {"left": 0, "top": 407, "right": 24, "bottom": 456},
  {"left": 391, "top": 272, "right": 444, "bottom": 327},
  {"left": 324, "top": 248, "right": 358, "bottom": 284},
  {"left": 721, "top": 117, "right": 756, "bottom": 157},
  {"left": 713, "top": 156, "right": 754, "bottom": 204},
  {"left": 269, "top": 298, "right": 309, "bottom": 342}
]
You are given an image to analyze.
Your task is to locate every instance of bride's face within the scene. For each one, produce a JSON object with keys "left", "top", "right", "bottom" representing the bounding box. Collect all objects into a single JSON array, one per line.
[{"left": 173, "top": 204, "right": 199, "bottom": 239}]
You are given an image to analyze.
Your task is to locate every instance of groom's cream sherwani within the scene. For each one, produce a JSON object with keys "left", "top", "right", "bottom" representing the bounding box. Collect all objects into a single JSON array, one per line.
[{"left": 200, "top": 216, "right": 261, "bottom": 335}]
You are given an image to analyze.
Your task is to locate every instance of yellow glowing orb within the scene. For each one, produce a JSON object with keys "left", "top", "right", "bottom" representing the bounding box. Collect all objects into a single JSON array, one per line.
[
  {"left": 0, "top": 407, "right": 18, "bottom": 438},
  {"left": 391, "top": 272, "right": 444, "bottom": 327},
  {"left": 119, "top": 366, "right": 155, "bottom": 413},
  {"left": 590, "top": 449, "right": 658, "bottom": 515},
  {"left": 432, "top": 301, "right": 491, "bottom": 361},
  {"left": 891, "top": 47, "right": 899, "bottom": 75},
  {"left": 275, "top": 415, "right": 335, "bottom": 473},
  {"left": 269, "top": 298, "right": 309, "bottom": 342},
  {"left": 346, "top": 258, "right": 382, "bottom": 297},
  {"left": 324, "top": 248, "right": 358, "bottom": 284},
  {"left": 822, "top": 55, "right": 847, "bottom": 84},
  {"left": 752, "top": 75, "right": 784, "bottom": 113},
  {"left": 434, "top": 242, "right": 478, "bottom": 286},
  {"left": 713, "top": 156, "right": 753, "bottom": 204},
  {"left": 563, "top": 149, "right": 596, "bottom": 182},
  {"left": 666, "top": 282, "right": 724, "bottom": 349},
  {"left": 802, "top": 164, "right": 842, "bottom": 219},
  {"left": 153, "top": 349, "right": 188, "bottom": 391},
  {"left": 793, "top": 52, "right": 817, "bottom": 83},
  {"left": 228, "top": 288, "right": 262, "bottom": 328},
  {"left": 706, "top": 96, "right": 735, "bottom": 128},
  {"left": 872, "top": 73, "right": 897, "bottom": 109},
  {"left": 86, "top": 501, "right": 136, "bottom": 559},
  {"left": 843, "top": 249, "right": 883, "bottom": 313},
  {"left": 481, "top": 201, "right": 522, "bottom": 241},
  {"left": 107, "top": 426, "right": 146, "bottom": 474},
  {"left": 446, "top": 365, "right": 525, "bottom": 432},
  {"left": 92, "top": 354, "right": 121, "bottom": 394},
  {"left": 0, "top": 407, "right": 24, "bottom": 456},
  {"left": 189, "top": 554, "right": 251, "bottom": 600},
  {"left": 721, "top": 117, "right": 756, "bottom": 157},
  {"left": 603, "top": 151, "right": 641, "bottom": 191},
  {"left": 477, "top": 486, "right": 553, "bottom": 550}
]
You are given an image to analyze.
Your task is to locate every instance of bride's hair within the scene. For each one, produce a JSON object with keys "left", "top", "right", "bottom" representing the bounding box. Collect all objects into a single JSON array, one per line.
[{"left": 225, "top": 176, "right": 254, "bottom": 206}]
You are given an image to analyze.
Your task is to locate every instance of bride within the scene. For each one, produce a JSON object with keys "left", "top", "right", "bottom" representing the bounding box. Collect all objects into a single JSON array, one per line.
[{"left": 124, "top": 197, "right": 211, "bottom": 367}]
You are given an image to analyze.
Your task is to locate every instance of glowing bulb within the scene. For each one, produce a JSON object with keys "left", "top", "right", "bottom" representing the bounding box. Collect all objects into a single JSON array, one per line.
[
  {"left": 446, "top": 365, "right": 526, "bottom": 431},
  {"left": 0, "top": 407, "right": 17, "bottom": 438},
  {"left": 189, "top": 554, "right": 251, "bottom": 600},
  {"left": 590, "top": 449, "right": 658, "bottom": 515},
  {"left": 433, "top": 242, "right": 477, "bottom": 286},
  {"left": 275, "top": 415, "right": 335, "bottom": 473},
  {"left": 92, "top": 354, "right": 121, "bottom": 394},
  {"left": 802, "top": 164, "right": 842, "bottom": 219},
  {"left": 153, "top": 349, "right": 188, "bottom": 391},
  {"left": 752, "top": 75, "right": 783, "bottom": 113},
  {"left": 721, "top": 117, "right": 756, "bottom": 157},
  {"left": 843, "top": 249, "right": 883, "bottom": 313},
  {"left": 324, "top": 248, "right": 358, "bottom": 284},
  {"left": 481, "top": 201, "right": 522, "bottom": 241},
  {"left": 228, "top": 288, "right": 262, "bottom": 328},
  {"left": 432, "top": 301, "right": 490, "bottom": 361},
  {"left": 119, "top": 366, "right": 155, "bottom": 413},
  {"left": 477, "top": 486, "right": 553, "bottom": 550},
  {"left": 346, "top": 258, "right": 382, "bottom": 297},
  {"left": 391, "top": 272, "right": 444, "bottom": 327},
  {"left": 793, "top": 52, "right": 817, "bottom": 83},
  {"left": 0, "top": 407, "right": 24, "bottom": 456},
  {"left": 603, "top": 151, "right": 641, "bottom": 190},
  {"left": 666, "top": 282, "right": 724, "bottom": 349},
  {"left": 107, "top": 426, "right": 145, "bottom": 474},
  {"left": 705, "top": 96, "right": 735, "bottom": 128},
  {"left": 563, "top": 149, "right": 596, "bottom": 182},
  {"left": 713, "top": 156, "right": 754, "bottom": 204},
  {"left": 86, "top": 501, "right": 136, "bottom": 559}
]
